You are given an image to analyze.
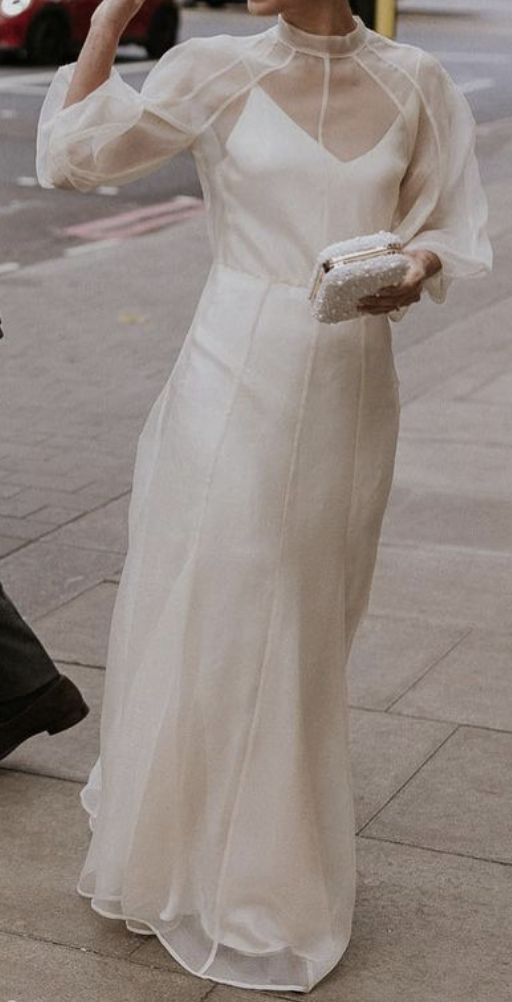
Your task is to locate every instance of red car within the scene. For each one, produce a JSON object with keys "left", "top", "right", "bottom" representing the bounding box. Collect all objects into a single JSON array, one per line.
[{"left": 0, "top": 0, "right": 180, "bottom": 63}]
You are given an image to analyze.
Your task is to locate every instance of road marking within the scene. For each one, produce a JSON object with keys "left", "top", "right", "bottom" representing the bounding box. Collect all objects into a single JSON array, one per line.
[
  {"left": 0, "top": 196, "right": 205, "bottom": 277},
  {"left": 97, "top": 186, "right": 120, "bottom": 196},
  {"left": 16, "top": 176, "right": 38, "bottom": 187},
  {"left": 0, "top": 83, "right": 50, "bottom": 95},
  {"left": 0, "top": 108, "right": 16, "bottom": 119},
  {"left": 460, "top": 77, "right": 495, "bottom": 94},
  {"left": 434, "top": 51, "right": 511, "bottom": 64},
  {"left": 0, "top": 60, "right": 157, "bottom": 93},
  {"left": 59, "top": 196, "right": 204, "bottom": 242},
  {"left": 0, "top": 198, "right": 45, "bottom": 215},
  {"left": 64, "top": 239, "right": 122, "bottom": 256}
]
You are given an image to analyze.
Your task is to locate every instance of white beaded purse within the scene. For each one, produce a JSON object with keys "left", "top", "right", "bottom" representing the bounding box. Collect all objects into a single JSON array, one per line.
[{"left": 308, "top": 230, "right": 410, "bottom": 324}]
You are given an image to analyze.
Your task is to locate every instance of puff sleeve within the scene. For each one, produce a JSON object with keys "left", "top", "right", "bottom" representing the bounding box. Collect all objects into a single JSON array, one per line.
[
  {"left": 36, "top": 37, "right": 223, "bottom": 191},
  {"left": 392, "top": 49, "right": 493, "bottom": 305}
]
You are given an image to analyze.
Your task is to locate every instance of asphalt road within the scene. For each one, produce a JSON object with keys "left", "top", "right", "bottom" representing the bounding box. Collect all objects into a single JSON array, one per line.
[{"left": 1, "top": 1, "right": 511, "bottom": 269}]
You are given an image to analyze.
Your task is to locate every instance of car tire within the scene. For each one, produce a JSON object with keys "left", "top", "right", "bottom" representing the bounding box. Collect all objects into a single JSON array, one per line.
[
  {"left": 145, "top": 4, "right": 179, "bottom": 59},
  {"left": 26, "top": 11, "right": 71, "bottom": 65},
  {"left": 206, "top": 1, "right": 227, "bottom": 7}
]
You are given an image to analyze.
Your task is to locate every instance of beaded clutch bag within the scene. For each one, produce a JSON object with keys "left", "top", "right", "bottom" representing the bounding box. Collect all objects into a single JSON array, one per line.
[{"left": 308, "top": 230, "right": 410, "bottom": 324}]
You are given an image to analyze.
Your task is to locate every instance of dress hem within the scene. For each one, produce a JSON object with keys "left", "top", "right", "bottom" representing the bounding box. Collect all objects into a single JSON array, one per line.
[{"left": 76, "top": 881, "right": 351, "bottom": 993}]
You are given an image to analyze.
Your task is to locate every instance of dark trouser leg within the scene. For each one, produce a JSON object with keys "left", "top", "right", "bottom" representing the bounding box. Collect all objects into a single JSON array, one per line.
[{"left": 0, "top": 581, "right": 59, "bottom": 702}]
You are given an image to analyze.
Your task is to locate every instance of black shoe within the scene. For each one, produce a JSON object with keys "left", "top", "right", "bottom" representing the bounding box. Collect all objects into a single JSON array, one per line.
[{"left": 0, "top": 675, "right": 90, "bottom": 762}]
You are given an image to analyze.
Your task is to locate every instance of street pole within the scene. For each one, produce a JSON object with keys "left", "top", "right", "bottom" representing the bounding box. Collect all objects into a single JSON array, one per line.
[
  {"left": 350, "top": 0, "right": 397, "bottom": 37},
  {"left": 376, "top": 0, "right": 397, "bottom": 37}
]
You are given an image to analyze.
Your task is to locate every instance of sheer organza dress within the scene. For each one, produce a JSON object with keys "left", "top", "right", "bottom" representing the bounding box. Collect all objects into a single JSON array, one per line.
[{"left": 36, "top": 13, "right": 492, "bottom": 993}]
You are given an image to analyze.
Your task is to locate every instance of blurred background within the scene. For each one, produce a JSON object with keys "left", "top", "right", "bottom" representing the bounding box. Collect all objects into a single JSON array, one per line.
[{"left": 0, "top": 0, "right": 510, "bottom": 268}]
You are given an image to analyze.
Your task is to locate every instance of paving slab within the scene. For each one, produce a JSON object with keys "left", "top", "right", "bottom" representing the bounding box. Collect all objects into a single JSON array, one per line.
[
  {"left": 369, "top": 543, "right": 512, "bottom": 630},
  {"left": 46, "top": 495, "right": 130, "bottom": 554},
  {"left": 392, "top": 628, "right": 512, "bottom": 731},
  {"left": 391, "top": 294, "right": 512, "bottom": 403},
  {"left": 33, "top": 580, "right": 118, "bottom": 667},
  {"left": 0, "top": 931, "right": 209, "bottom": 1002},
  {"left": 380, "top": 488, "right": 512, "bottom": 552},
  {"left": 392, "top": 225, "right": 511, "bottom": 353},
  {"left": 0, "top": 539, "right": 123, "bottom": 619},
  {"left": 472, "top": 368, "right": 512, "bottom": 404},
  {"left": 0, "top": 663, "right": 102, "bottom": 782},
  {"left": 128, "top": 936, "right": 193, "bottom": 979},
  {"left": 349, "top": 709, "right": 454, "bottom": 830},
  {"left": 398, "top": 397, "right": 512, "bottom": 446},
  {"left": 346, "top": 614, "right": 466, "bottom": 710},
  {"left": 0, "top": 534, "right": 24, "bottom": 557},
  {"left": 0, "top": 771, "right": 141, "bottom": 958},
  {"left": 0, "top": 513, "right": 56, "bottom": 541},
  {"left": 406, "top": 351, "right": 512, "bottom": 405},
  {"left": 0, "top": 487, "right": 85, "bottom": 519},
  {"left": 277, "top": 837, "right": 512, "bottom": 1002},
  {"left": 393, "top": 436, "right": 512, "bottom": 500},
  {"left": 361, "top": 726, "right": 512, "bottom": 863}
]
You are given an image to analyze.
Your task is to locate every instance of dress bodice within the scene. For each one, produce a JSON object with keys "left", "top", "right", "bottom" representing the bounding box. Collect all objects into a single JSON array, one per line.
[{"left": 36, "top": 14, "right": 492, "bottom": 300}]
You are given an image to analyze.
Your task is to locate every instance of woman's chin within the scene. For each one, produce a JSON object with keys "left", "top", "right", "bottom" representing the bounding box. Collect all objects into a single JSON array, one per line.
[{"left": 246, "top": 0, "right": 282, "bottom": 15}]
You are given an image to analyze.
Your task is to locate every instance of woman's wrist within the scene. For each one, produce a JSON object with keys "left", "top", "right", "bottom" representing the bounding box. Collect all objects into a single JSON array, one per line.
[
  {"left": 63, "top": 20, "right": 121, "bottom": 108},
  {"left": 90, "top": 0, "right": 144, "bottom": 36},
  {"left": 88, "top": 12, "right": 124, "bottom": 40},
  {"left": 406, "top": 248, "right": 443, "bottom": 281}
]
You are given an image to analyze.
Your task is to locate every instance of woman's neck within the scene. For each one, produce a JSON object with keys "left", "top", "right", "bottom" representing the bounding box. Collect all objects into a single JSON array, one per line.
[{"left": 281, "top": 1, "right": 356, "bottom": 37}]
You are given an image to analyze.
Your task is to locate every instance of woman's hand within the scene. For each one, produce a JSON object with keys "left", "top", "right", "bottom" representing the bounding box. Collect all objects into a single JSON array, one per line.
[
  {"left": 91, "top": 0, "right": 147, "bottom": 35},
  {"left": 357, "top": 249, "right": 442, "bottom": 316}
]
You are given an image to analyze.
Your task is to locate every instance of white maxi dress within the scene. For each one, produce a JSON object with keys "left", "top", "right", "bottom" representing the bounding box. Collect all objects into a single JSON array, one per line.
[{"left": 36, "top": 13, "right": 492, "bottom": 993}]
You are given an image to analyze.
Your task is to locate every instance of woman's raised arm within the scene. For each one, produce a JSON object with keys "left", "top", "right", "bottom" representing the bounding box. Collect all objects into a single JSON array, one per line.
[
  {"left": 36, "top": 5, "right": 210, "bottom": 191},
  {"left": 63, "top": 0, "right": 146, "bottom": 109}
]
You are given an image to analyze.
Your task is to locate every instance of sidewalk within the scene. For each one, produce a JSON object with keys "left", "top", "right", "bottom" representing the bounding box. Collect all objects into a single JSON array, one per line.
[{"left": 1, "top": 116, "right": 511, "bottom": 1000}]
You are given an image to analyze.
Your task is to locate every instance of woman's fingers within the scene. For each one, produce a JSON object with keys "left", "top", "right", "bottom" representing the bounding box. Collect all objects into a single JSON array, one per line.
[
  {"left": 358, "top": 280, "right": 423, "bottom": 312},
  {"left": 356, "top": 250, "right": 431, "bottom": 314},
  {"left": 357, "top": 290, "right": 421, "bottom": 313}
]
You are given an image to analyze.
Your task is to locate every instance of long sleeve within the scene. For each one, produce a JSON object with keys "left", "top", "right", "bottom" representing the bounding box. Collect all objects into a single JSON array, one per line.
[
  {"left": 392, "top": 49, "right": 493, "bottom": 305},
  {"left": 35, "top": 35, "right": 241, "bottom": 192}
]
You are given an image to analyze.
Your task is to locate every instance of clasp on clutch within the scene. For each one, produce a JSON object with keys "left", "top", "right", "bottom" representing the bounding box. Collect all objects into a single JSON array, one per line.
[{"left": 308, "top": 242, "right": 402, "bottom": 303}]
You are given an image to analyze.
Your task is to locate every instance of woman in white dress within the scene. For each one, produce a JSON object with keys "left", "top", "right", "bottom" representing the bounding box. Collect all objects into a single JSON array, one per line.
[{"left": 36, "top": 0, "right": 492, "bottom": 992}]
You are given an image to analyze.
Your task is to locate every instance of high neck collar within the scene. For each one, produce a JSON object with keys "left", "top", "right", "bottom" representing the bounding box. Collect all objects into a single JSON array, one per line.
[{"left": 276, "top": 12, "right": 368, "bottom": 57}]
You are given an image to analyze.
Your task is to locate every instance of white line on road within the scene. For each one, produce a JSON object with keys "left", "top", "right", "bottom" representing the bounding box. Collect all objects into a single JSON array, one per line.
[
  {"left": 434, "top": 51, "right": 511, "bottom": 64},
  {"left": 64, "top": 239, "right": 122, "bottom": 256},
  {"left": 0, "top": 60, "right": 156, "bottom": 92},
  {"left": 0, "top": 262, "right": 20, "bottom": 274},
  {"left": 0, "top": 83, "right": 51, "bottom": 95},
  {"left": 16, "top": 176, "right": 38, "bottom": 187},
  {"left": 460, "top": 77, "right": 495, "bottom": 94},
  {"left": 0, "top": 199, "right": 45, "bottom": 215}
]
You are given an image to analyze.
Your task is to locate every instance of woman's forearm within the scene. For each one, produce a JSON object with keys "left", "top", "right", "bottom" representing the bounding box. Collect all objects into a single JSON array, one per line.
[{"left": 62, "top": 20, "right": 122, "bottom": 109}]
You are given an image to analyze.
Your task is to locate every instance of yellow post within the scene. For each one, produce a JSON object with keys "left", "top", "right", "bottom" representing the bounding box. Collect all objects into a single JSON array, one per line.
[{"left": 375, "top": 0, "right": 397, "bottom": 38}]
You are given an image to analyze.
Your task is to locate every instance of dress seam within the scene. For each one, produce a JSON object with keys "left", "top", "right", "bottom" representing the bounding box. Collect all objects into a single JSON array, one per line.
[
  {"left": 112, "top": 276, "right": 272, "bottom": 926},
  {"left": 318, "top": 55, "right": 330, "bottom": 146},
  {"left": 172, "top": 279, "right": 273, "bottom": 905},
  {"left": 363, "top": 42, "right": 443, "bottom": 167},
  {"left": 353, "top": 49, "right": 410, "bottom": 155},
  {"left": 205, "top": 309, "right": 324, "bottom": 972},
  {"left": 192, "top": 47, "right": 295, "bottom": 148},
  {"left": 341, "top": 321, "right": 366, "bottom": 658}
]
